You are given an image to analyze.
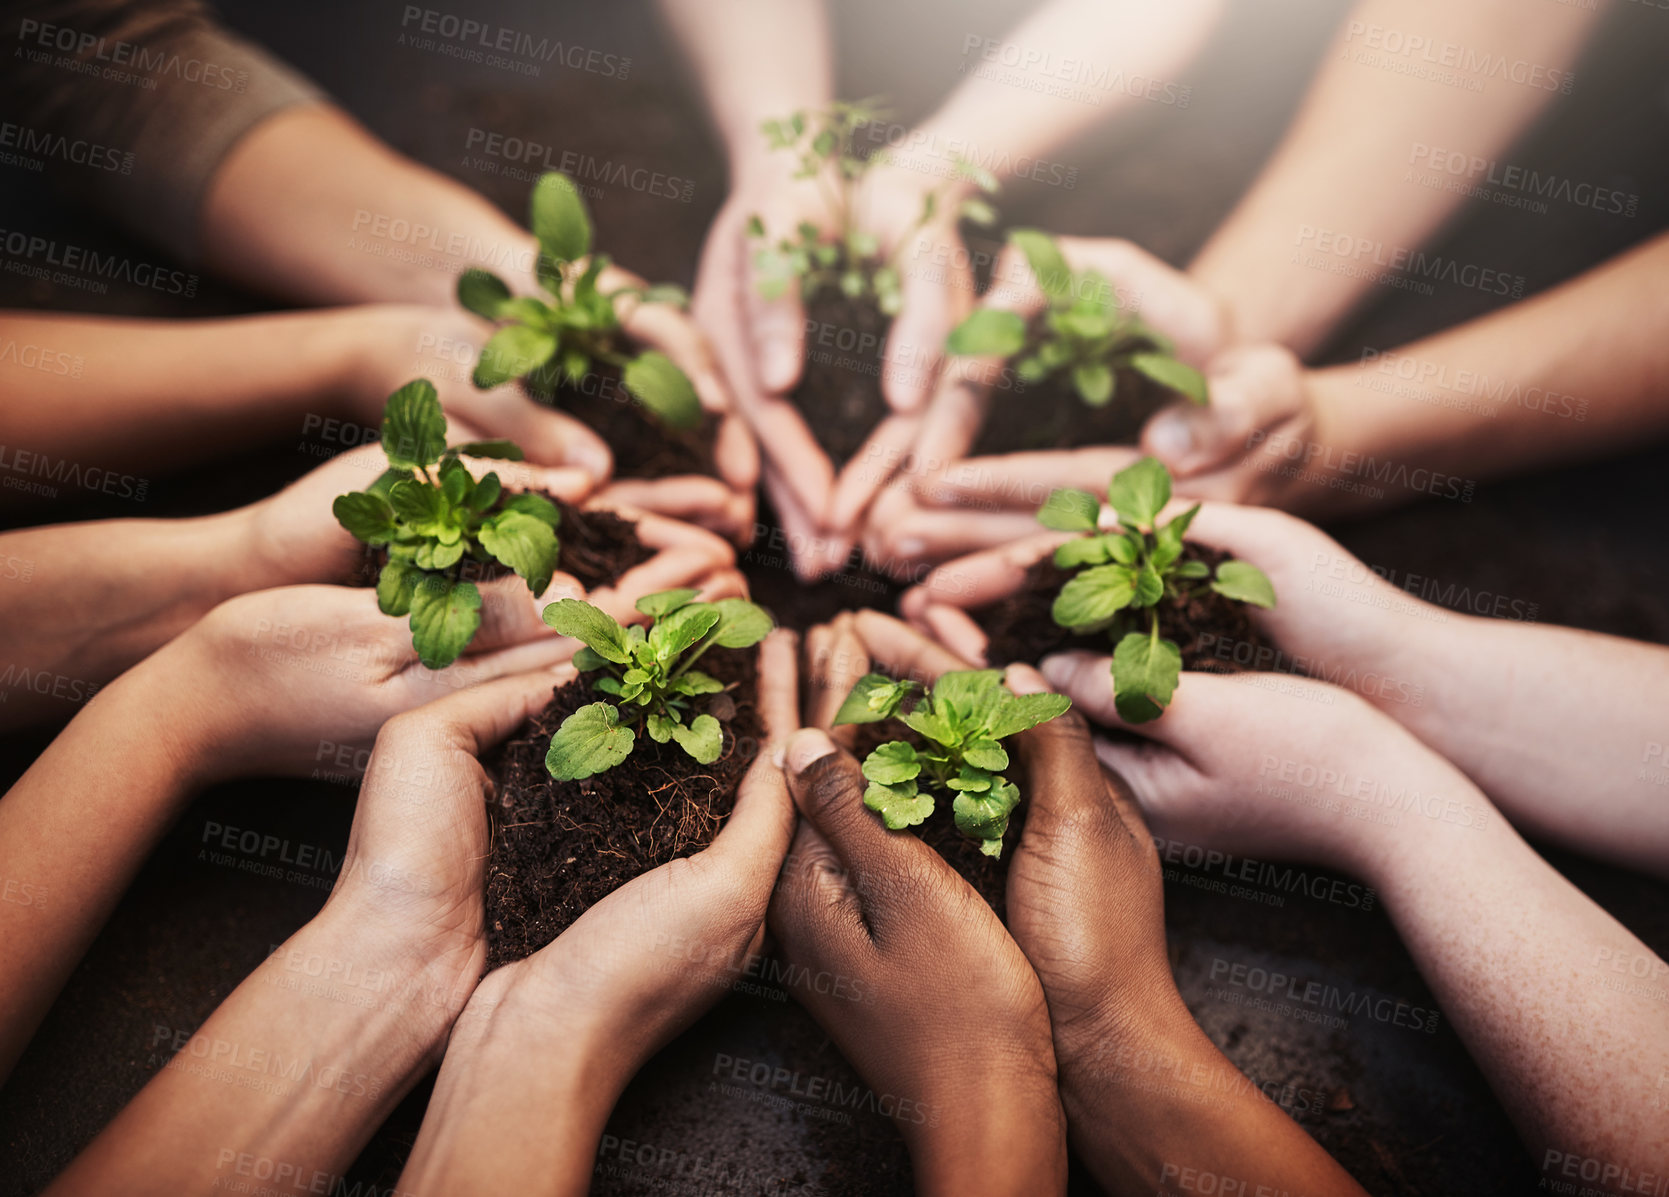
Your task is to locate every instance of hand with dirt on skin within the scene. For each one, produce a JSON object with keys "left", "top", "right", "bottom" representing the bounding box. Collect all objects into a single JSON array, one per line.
[
  {"left": 806, "top": 611, "right": 1367, "bottom": 1196},
  {"left": 782, "top": 612, "right": 1068, "bottom": 1197},
  {"left": 859, "top": 237, "right": 1304, "bottom": 576},
  {"left": 392, "top": 631, "right": 803, "bottom": 1195}
]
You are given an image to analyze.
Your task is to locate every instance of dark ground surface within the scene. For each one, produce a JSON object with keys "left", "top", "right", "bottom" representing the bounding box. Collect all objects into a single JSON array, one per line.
[{"left": 2, "top": 1, "right": 1668, "bottom": 1194}]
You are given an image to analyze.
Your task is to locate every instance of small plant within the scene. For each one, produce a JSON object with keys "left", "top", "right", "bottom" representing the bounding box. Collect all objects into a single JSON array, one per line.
[
  {"left": 833, "top": 670, "right": 1069, "bottom": 858},
  {"left": 1038, "top": 457, "right": 1274, "bottom": 723},
  {"left": 457, "top": 171, "right": 701, "bottom": 429},
  {"left": 947, "top": 229, "right": 1208, "bottom": 408},
  {"left": 542, "top": 589, "right": 774, "bottom": 780},
  {"left": 332, "top": 380, "right": 560, "bottom": 670},
  {"left": 750, "top": 98, "right": 998, "bottom": 316}
]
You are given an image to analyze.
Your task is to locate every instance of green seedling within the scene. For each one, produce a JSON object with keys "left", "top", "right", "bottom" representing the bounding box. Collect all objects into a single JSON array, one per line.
[
  {"left": 542, "top": 588, "right": 774, "bottom": 780},
  {"left": 833, "top": 669, "right": 1069, "bottom": 858},
  {"left": 749, "top": 98, "right": 999, "bottom": 316},
  {"left": 947, "top": 229, "right": 1208, "bottom": 408},
  {"left": 457, "top": 171, "right": 701, "bottom": 429},
  {"left": 332, "top": 380, "right": 559, "bottom": 670},
  {"left": 1038, "top": 457, "right": 1274, "bottom": 722}
]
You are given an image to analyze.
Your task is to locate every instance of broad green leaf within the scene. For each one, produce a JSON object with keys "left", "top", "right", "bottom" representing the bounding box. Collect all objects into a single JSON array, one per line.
[
  {"left": 862, "top": 741, "right": 922, "bottom": 786},
  {"left": 646, "top": 712, "right": 676, "bottom": 743},
  {"left": 1053, "top": 536, "right": 1113, "bottom": 569},
  {"left": 963, "top": 738, "right": 1008, "bottom": 771},
  {"left": 673, "top": 670, "right": 725, "bottom": 696},
  {"left": 1153, "top": 503, "right": 1200, "bottom": 569},
  {"left": 1107, "top": 457, "right": 1171, "bottom": 530},
  {"left": 985, "top": 692, "right": 1071, "bottom": 740},
  {"left": 953, "top": 788, "right": 1013, "bottom": 845},
  {"left": 1052, "top": 563, "right": 1137, "bottom": 628},
  {"left": 1133, "top": 563, "right": 1165, "bottom": 607},
  {"left": 333, "top": 492, "right": 397, "bottom": 544},
  {"left": 1112, "top": 632, "right": 1182, "bottom": 724},
  {"left": 710, "top": 598, "right": 774, "bottom": 648},
  {"left": 474, "top": 325, "right": 558, "bottom": 389},
  {"left": 1037, "top": 488, "right": 1101, "bottom": 533},
  {"left": 453, "top": 439, "right": 525, "bottom": 461},
  {"left": 546, "top": 702, "right": 634, "bottom": 780},
  {"left": 389, "top": 478, "right": 445, "bottom": 526},
  {"left": 478, "top": 510, "right": 560, "bottom": 594},
  {"left": 649, "top": 603, "right": 721, "bottom": 663},
  {"left": 1212, "top": 560, "right": 1277, "bottom": 609},
  {"left": 636, "top": 588, "right": 699, "bottom": 619},
  {"left": 530, "top": 172, "right": 592, "bottom": 263},
  {"left": 414, "top": 539, "right": 464, "bottom": 571},
  {"left": 439, "top": 456, "right": 473, "bottom": 507},
  {"left": 946, "top": 308, "right": 1026, "bottom": 358},
  {"left": 376, "top": 559, "right": 419, "bottom": 616},
  {"left": 1175, "top": 560, "right": 1211, "bottom": 579},
  {"left": 467, "top": 471, "right": 502, "bottom": 513},
  {"left": 541, "top": 598, "right": 630, "bottom": 663},
  {"left": 382, "top": 379, "right": 447, "bottom": 470},
  {"left": 671, "top": 713, "right": 723, "bottom": 764},
  {"left": 457, "top": 269, "right": 512, "bottom": 320},
  {"left": 571, "top": 646, "right": 609, "bottom": 672},
  {"left": 500, "top": 492, "right": 561, "bottom": 526},
  {"left": 1073, "top": 362, "right": 1114, "bottom": 407},
  {"left": 1128, "top": 352, "right": 1208, "bottom": 405},
  {"left": 1106, "top": 533, "right": 1141, "bottom": 565},
  {"left": 623, "top": 351, "right": 702, "bottom": 430},
  {"left": 833, "top": 674, "right": 914, "bottom": 725},
  {"left": 409, "top": 577, "right": 481, "bottom": 669},
  {"left": 1009, "top": 229, "right": 1073, "bottom": 304},
  {"left": 902, "top": 705, "right": 953, "bottom": 746},
  {"left": 932, "top": 670, "right": 1005, "bottom": 731},
  {"left": 863, "top": 779, "right": 934, "bottom": 830}
]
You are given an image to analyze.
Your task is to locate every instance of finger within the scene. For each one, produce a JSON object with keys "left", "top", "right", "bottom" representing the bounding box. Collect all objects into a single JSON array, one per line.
[
  {"left": 915, "top": 604, "right": 989, "bottom": 669},
  {"left": 701, "top": 631, "right": 800, "bottom": 878},
  {"left": 606, "top": 507, "right": 735, "bottom": 568},
  {"left": 1090, "top": 736, "right": 1204, "bottom": 839},
  {"left": 910, "top": 366, "right": 988, "bottom": 476},
  {"left": 611, "top": 289, "right": 732, "bottom": 416},
  {"left": 594, "top": 545, "right": 734, "bottom": 622},
  {"left": 982, "top": 243, "right": 1051, "bottom": 318},
  {"left": 916, "top": 447, "right": 1143, "bottom": 511},
  {"left": 691, "top": 568, "right": 748, "bottom": 603},
  {"left": 763, "top": 465, "right": 844, "bottom": 582},
  {"left": 1142, "top": 344, "right": 1304, "bottom": 478},
  {"left": 852, "top": 610, "right": 969, "bottom": 686},
  {"left": 379, "top": 669, "right": 568, "bottom": 764},
  {"left": 744, "top": 238, "right": 807, "bottom": 394},
  {"left": 882, "top": 247, "right": 960, "bottom": 413},
  {"left": 455, "top": 453, "right": 596, "bottom": 505},
  {"left": 469, "top": 572, "right": 581, "bottom": 653},
  {"left": 828, "top": 413, "right": 921, "bottom": 532},
  {"left": 867, "top": 504, "right": 1044, "bottom": 575},
  {"left": 898, "top": 533, "right": 1065, "bottom": 616},
  {"left": 714, "top": 411, "right": 762, "bottom": 493},
  {"left": 749, "top": 399, "right": 835, "bottom": 522},
  {"left": 769, "top": 817, "right": 870, "bottom": 965},
  {"left": 1054, "top": 236, "right": 1225, "bottom": 365},
  {"left": 755, "top": 627, "right": 802, "bottom": 749},
  {"left": 806, "top": 614, "right": 869, "bottom": 735},
  {"left": 1038, "top": 650, "right": 1220, "bottom": 754},
  {"left": 467, "top": 390, "right": 615, "bottom": 483},
  {"left": 592, "top": 477, "right": 739, "bottom": 529}
]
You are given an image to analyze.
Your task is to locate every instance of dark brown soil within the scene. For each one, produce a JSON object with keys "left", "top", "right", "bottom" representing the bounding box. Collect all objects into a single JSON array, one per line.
[
  {"left": 975, "top": 544, "right": 1268, "bottom": 672},
  {"left": 789, "top": 288, "right": 892, "bottom": 470},
  {"left": 530, "top": 364, "right": 721, "bottom": 481},
  {"left": 549, "top": 499, "right": 656, "bottom": 591},
  {"left": 970, "top": 320, "right": 1173, "bottom": 456},
  {"left": 482, "top": 647, "right": 764, "bottom": 968}
]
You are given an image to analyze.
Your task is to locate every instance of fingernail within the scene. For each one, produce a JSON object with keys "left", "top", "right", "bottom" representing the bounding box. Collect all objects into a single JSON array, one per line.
[
  {"left": 576, "top": 443, "right": 612, "bottom": 480},
  {"left": 1147, "top": 412, "right": 1194, "bottom": 464},
  {"left": 896, "top": 538, "right": 924, "bottom": 559},
  {"left": 771, "top": 744, "right": 787, "bottom": 769},
  {"left": 1040, "top": 654, "right": 1075, "bottom": 689},
  {"left": 786, "top": 728, "right": 837, "bottom": 775},
  {"left": 1005, "top": 663, "right": 1049, "bottom": 695},
  {"left": 764, "top": 343, "right": 798, "bottom": 391}
]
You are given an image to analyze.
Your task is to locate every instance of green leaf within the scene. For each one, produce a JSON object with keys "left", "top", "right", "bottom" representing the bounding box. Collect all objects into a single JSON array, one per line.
[
  {"left": 414, "top": 539, "right": 465, "bottom": 571},
  {"left": 376, "top": 559, "right": 419, "bottom": 616},
  {"left": 959, "top": 197, "right": 997, "bottom": 226},
  {"left": 478, "top": 510, "right": 560, "bottom": 594},
  {"left": 1132, "top": 563, "right": 1165, "bottom": 607},
  {"left": 985, "top": 692, "right": 1071, "bottom": 740},
  {"left": 623, "top": 351, "right": 702, "bottom": 430},
  {"left": 946, "top": 308, "right": 1027, "bottom": 358},
  {"left": 541, "top": 598, "right": 630, "bottom": 664},
  {"left": 1053, "top": 536, "right": 1112, "bottom": 569},
  {"left": 468, "top": 472, "right": 502, "bottom": 513},
  {"left": 1212, "top": 560, "right": 1277, "bottom": 609},
  {"left": 1112, "top": 632, "right": 1182, "bottom": 723},
  {"left": 382, "top": 379, "right": 447, "bottom": 470},
  {"left": 1009, "top": 229, "right": 1073, "bottom": 304},
  {"left": 1052, "top": 564, "right": 1137, "bottom": 628},
  {"left": 833, "top": 674, "right": 915, "bottom": 725},
  {"left": 546, "top": 702, "right": 634, "bottom": 780},
  {"left": 649, "top": 603, "right": 721, "bottom": 663},
  {"left": 439, "top": 456, "right": 473, "bottom": 507},
  {"left": 1073, "top": 362, "right": 1114, "bottom": 407},
  {"left": 646, "top": 712, "right": 676, "bottom": 743},
  {"left": 953, "top": 786, "right": 1015, "bottom": 845},
  {"left": 1128, "top": 352, "right": 1208, "bottom": 405},
  {"left": 530, "top": 172, "right": 592, "bottom": 263},
  {"left": 457, "top": 269, "right": 512, "bottom": 320},
  {"left": 501, "top": 492, "right": 561, "bottom": 526},
  {"left": 963, "top": 738, "right": 1008, "bottom": 771},
  {"left": 1107, "top": 457, "right": 1172, "bottom": 530},
  {"left": 1175, "top": 560, "right": 1211, "bottom": 579},
  {"left": 902, "top": 706, "right": 953, "bottom": 746},
  {"left": 863, "top": 779, "right": 934, "bottom": 830},
  {"left": 333, "top": 492, "right": 397, "bottom": 544},
  {"left": 636, "top": 588, "right": 699, "bottom": 619},
  {"left": 409, "top": 577, "right": 481, "bottom": 669},
  {"left": 673, "top": 670, "right": 725, "bottom": 696},
  {"left": 474, "top": 325, "right": 558, "bottom": 389},
  {"left": 862, "top": 741, "right": 922, "bottom": 786},
  {"left": 710, "top": 599, "right": 774, "bottom": 649},
  {"left": 1106, "top": 533, "right": 1141, "bottom": 565},
  {"left": 1037, "top": 488, "right": 1100, "bottom": 533},
  {"left": 388, "top": 478, "right": 445, "bottom": 526},
  {"left": 671, "top": 713, "right": 723, "bottom": 764},
  {"left": 454, "top": 439, "right": 525, "bottom": 461},
  {"left": 571, "top": 646, "right": 609, "bottom": 672},
  {"left": 1153, "top": 503, "right": 1200, "bottom": 570},
  {"left": 932, "top": 670, "right": 1005, "bottom": 731}
]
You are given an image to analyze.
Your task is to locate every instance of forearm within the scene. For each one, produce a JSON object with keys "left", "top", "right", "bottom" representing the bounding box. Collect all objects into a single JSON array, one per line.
[
  {"left": 1191, "top": 0, "right": 1602, "bottom": 354},
  {"left": 1060, "top": 997, "right": 1365, "bottom": 1195},
  {"left": 0, "top": 669, "right": 203, "bottom": 1080},
  {"left": 0, "top": 308, "right": 369, "bottom": 475},
  {"left": 46, "top": 905, "right": 462, "bottom": 1197},
  {"left": 398, "top": 972, "right": 624, "bottom": 1194},
  {"left": 1373, "top": 812, "right": 1669, "bottom": 1181},
  {"left": 200, "top": 104, "right": 539, "bottom": 304},
  {"left": 0, "top": 510, "right": 289, "bottom": 728},
  {"left": 655, "top": 0, "right": 833, "bottom": 183}
]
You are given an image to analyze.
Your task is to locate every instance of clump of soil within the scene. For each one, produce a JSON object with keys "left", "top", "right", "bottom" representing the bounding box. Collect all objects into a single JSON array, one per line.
[
  {"left": 531, "top": 366, "right": 721, "bottom": 480},
  {"left": 975, "top": 544, "right": 1267, "bottom": 672},
  {"left": 970, "top": 317, "right": 1173, "bottom": 456},
  {"left": 789, "top": 289, "right": 892, "bottom": 470},
  {"left": 483, "top": 648, "right": 764, "bottom": 968}
]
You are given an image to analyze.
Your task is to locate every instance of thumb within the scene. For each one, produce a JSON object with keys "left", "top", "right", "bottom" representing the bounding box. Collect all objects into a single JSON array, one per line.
[
  {"left": 744, "top": 226, "right": 808, "bottom": 393},
  {"left": 1142, "top": 344, "right": 1305, "bottom": 477}
]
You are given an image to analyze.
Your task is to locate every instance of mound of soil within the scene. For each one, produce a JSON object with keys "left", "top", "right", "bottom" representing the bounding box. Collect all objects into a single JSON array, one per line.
[
  {"left": 483, "top": 647, "right": 764, "bottom": 968},
  {"left": 549, "top": 499, "right": 656, "bottom": 590},
  {"left": 789, "top": 289, "right": 892, "bottom": 470},
  {"left": 533, "top": 367, "right": 721, "bottom": 481}
]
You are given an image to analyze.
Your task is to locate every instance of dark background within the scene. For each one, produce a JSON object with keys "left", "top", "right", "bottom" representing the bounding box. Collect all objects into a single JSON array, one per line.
[{"left": 1, "top": 1, "right": 1667, "bottom": 1193}]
